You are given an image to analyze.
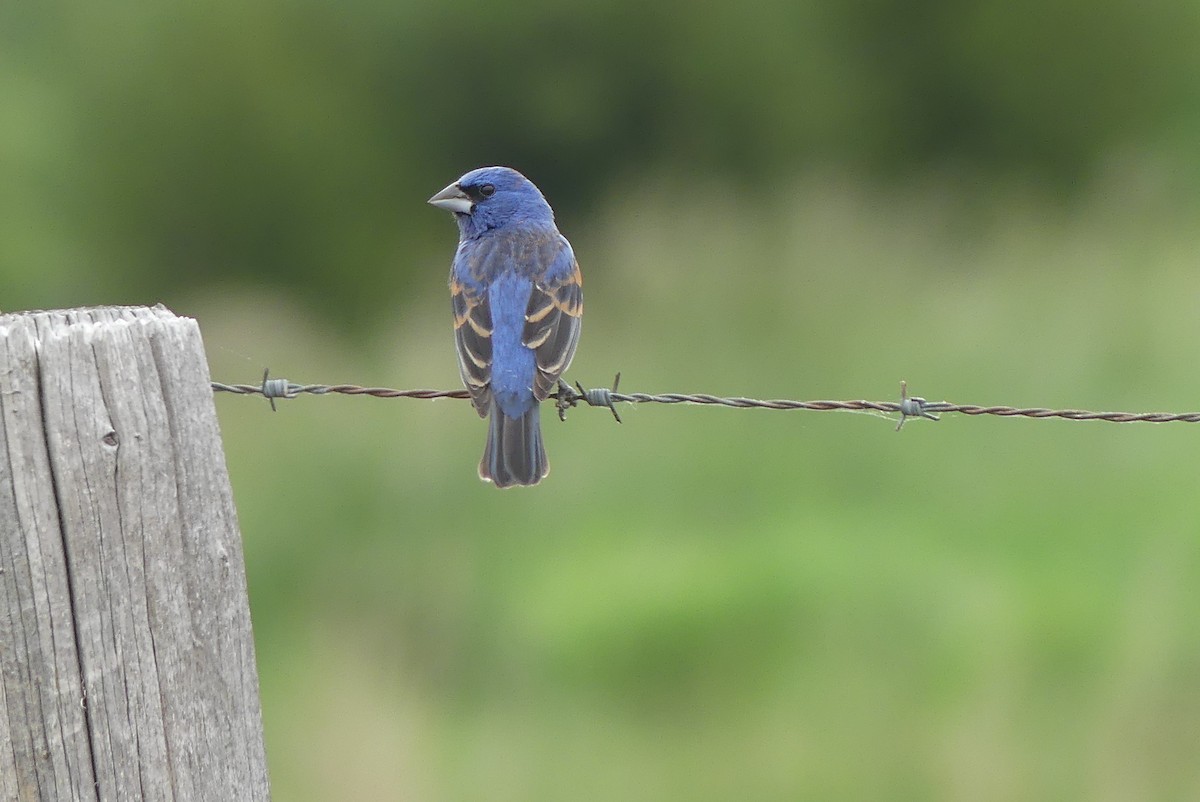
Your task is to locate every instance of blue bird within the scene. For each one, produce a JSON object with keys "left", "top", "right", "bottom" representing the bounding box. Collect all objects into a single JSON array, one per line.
[{"left": 428, "top": 166, "right": 583, "bottom": 487}]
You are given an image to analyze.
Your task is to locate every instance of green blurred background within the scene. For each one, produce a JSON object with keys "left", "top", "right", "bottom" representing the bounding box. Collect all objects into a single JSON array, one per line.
[{"left": 6, "top": 1, "right": 1200, "bottom": 799}]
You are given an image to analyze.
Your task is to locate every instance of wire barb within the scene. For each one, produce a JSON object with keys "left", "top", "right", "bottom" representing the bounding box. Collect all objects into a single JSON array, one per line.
[
  {"left": 895, "top": 380, "right": 941, "bottom": 431},
  {"left": 259, "top": 368, "right": 295, "bottom": 412},
  {"left": 579, "top": 372, "right": 623, "bottom": 423},
  {"left": 210, "top": 372, "right": 1200, "bottom": 427},
  {"left": 550, "top": 373, "right": 626, "bottom": 423}
]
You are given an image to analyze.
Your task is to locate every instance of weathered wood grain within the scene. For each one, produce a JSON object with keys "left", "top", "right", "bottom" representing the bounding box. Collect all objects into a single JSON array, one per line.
[{"left": 0, "top": 306, "right": 269, "bottom": 801}]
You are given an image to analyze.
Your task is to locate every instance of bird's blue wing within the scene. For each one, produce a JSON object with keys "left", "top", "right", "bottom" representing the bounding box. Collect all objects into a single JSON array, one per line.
[
  {"left": 523, "top": 235, "right": 583, "bottom": 401},
  {"left": 451, "top": 244, "right": 494, "bottom": 417}
]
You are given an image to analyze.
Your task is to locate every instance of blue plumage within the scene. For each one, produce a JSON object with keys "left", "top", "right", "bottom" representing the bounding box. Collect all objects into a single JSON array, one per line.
[{"left": 429, "top": 166, "right": 583, "bottom": 487}]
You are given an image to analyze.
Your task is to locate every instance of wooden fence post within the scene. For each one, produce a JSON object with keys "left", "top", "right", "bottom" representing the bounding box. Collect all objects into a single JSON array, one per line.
[{"left": 0, "top": 306, "right": 270, "bottom": 801}]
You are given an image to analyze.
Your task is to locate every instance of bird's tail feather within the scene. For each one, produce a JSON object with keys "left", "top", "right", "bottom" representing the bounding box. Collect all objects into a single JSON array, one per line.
[{"left": 480, "top": 403, "right": 547, "bottom": 488}]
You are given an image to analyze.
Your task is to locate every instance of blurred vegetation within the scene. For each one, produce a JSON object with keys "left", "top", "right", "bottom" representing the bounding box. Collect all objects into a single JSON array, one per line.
[
  {"left": 3, "top": 0, "right": 1199, "bottom": 317},
  {"left": 5, "top": 1, "right": 1200, "bottom": 800}
]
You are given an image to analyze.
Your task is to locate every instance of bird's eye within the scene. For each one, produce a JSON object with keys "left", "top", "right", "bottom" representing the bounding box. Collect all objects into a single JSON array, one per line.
[{"left": 479, "top": 184, "right": 495, "bottom": 198}]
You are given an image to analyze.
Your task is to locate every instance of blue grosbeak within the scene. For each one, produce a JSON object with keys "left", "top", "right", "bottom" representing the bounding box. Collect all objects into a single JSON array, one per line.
[{"left": 428, "top": 166, "right": 583, "bottom": 487}]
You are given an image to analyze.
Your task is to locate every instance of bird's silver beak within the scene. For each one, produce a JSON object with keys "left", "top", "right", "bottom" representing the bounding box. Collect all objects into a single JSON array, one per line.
[{"left": 427, "top": 182, "right": 474, "bottom": 214}]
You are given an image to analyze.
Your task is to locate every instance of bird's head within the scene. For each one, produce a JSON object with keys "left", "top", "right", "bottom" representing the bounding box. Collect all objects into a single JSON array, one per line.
[{"left": 428, "top": 166, "right": 554, "bottom": 237}]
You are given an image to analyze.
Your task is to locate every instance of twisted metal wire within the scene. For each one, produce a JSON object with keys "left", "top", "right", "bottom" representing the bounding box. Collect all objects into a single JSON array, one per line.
[{"left": 210, "top": 371, "right": 1200, "bottom": 427}]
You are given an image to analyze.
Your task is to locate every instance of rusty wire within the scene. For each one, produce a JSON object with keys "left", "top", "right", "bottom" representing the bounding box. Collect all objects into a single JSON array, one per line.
[{"left": 210, "top": 371, "right": 1200, "bottom": 428}]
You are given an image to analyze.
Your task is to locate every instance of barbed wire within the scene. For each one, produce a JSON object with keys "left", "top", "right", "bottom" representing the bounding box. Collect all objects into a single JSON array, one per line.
[{"left": 210, "top": 370, "right": 1200, "bottom": 429}]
